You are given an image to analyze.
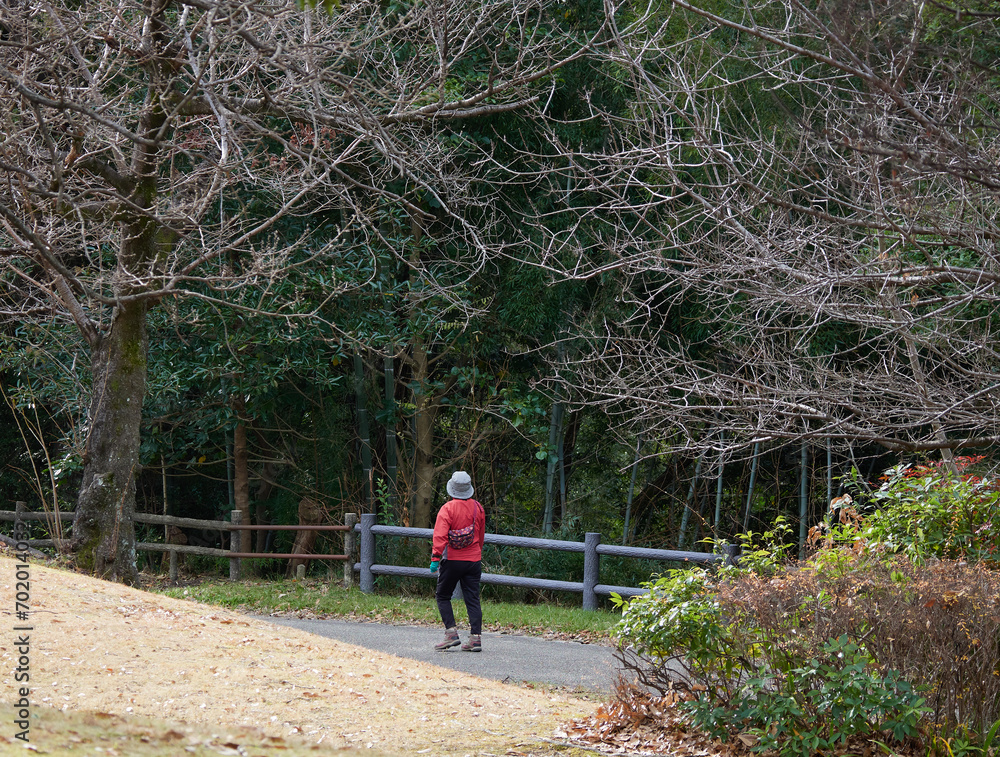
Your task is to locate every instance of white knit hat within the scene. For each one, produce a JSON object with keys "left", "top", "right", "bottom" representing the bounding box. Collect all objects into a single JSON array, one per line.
[{"left": 446, "top": 471, "right": 474, "bottom": 499}]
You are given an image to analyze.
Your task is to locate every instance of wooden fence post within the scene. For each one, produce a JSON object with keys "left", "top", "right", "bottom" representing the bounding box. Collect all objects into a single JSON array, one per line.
[
  {"left": 14, "top": 502, "right": 26, "bottom": 546},
  {"left": 229, "top": 510, "right": 242, "bottom": 581},
  {"left": 343, "top": 513, "right": 358, "bottom": 589},
  {"left": 723, "top": 543, "right": 740, "bottom": 567},
  {"left": 583, "top": 532, "right": 601, "bottom": 611},
  {"left": 169, "top": 549, "right": 179, "bottom": 582},
  {"left": 360, "top": 513, "right": 375, "bottom": 594}
]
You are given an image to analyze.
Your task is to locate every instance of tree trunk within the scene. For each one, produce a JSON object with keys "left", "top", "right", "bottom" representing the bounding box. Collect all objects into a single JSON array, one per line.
[
  {"left": 384, "top": 354, "right": 398, "bottom": 518},
  {"left": 254, "top": 457, "right": 281, "bottom": 553},
  {"left": 799, "top": 440, "right": 809, "bottom": 559},
  {"left": 543, "top": 401, "right": 563, "bottom": 534},
  {"left": 232, "top": 396, "right": 251, "bottom": 528},
  {"left": 72, "top": 303, "right": 148, "bottom": 585},
  {"left": 826, "top": 437, "right": 833, "bottom": 508},
  {"left": 288, "top": 496, "right": 324, "bottom": 576},
  {"left": 743, "top": 442, "right": 761, "bottom": 533},
  {"left": 355, "top": 353, "right": 373, "bottom": 509},
  {"left": 628, "top": 465, "right": 675, "bottom": 539},
  {"left": 678, "top": 455, "right": 703, "bottom": 550},
  {"left": 714, "top": 434, "right": 725, "bottom": 534},
  {"left": 560, "top": 409, "right": 582, "bottom": 519},
  {"left": 231, "top": 398, "right": 254, "bottom": 570},
  {"left": 623, "top": 435, "right": 643, "bottom": 545},
  {"left": 71, "top": 0, "right": 167, "bottom": 584},
  {"left": 411, "top": 336, "right": 438, "bottom": 529}
]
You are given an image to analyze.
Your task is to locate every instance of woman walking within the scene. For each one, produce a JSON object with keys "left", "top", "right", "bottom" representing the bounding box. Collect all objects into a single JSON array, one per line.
[{"left": 430, "top": 471, "right": 486, "bottom": 652}]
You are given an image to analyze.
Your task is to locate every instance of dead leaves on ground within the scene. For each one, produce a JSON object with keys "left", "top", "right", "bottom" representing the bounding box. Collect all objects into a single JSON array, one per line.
[
  {"left": 560, "top": 684, "right": 739, "bottom": 757},
  {"left": 559, "top": 683, "right": 925, "bottom": 757}
]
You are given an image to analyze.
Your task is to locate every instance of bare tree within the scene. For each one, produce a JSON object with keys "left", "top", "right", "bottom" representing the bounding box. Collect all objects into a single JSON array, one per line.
[
  {"left": 0, "top": 0, "right": 597, "bottom": 582},
  {"left": 533, "top": 0, "right": 1000, "bottom": 466}
]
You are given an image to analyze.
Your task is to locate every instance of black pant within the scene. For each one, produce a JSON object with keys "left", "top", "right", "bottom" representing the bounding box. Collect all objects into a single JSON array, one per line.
[{"left": 435, "top": 560, "right": 482, "bottom": 635}]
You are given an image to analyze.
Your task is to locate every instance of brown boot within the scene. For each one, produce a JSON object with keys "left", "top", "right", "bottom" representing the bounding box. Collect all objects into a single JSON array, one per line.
[
  {"left": 461, "top": 634, "right": 481, "bottom": 652},
  {"left": 434, "top": 627, "right": 460, "bottom": 650}
]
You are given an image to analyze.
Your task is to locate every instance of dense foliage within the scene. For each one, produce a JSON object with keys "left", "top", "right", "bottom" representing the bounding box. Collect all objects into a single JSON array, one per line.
[
  {"left": 2, "top": 0, "right": 1000, "bottom": 597},
  {"left": 616, "top": 466, "right": 1000, "bottom": 755},
  {"left": 858, "top": 457, "right": 1000, "bottom": 565}
]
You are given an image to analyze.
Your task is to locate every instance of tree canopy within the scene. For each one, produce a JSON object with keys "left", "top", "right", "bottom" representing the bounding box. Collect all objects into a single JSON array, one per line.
[{"left": 3, "top": 0, "right": 1000, "bottom": 583}]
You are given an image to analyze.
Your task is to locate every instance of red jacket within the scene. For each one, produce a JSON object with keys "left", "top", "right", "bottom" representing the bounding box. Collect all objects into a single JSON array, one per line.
[{"left": 431, "top": 498, "right": 485, "bottom": 561}]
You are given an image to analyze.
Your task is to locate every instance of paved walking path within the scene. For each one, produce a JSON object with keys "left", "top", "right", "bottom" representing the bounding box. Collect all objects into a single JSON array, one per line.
[{"left": 255, "top": 616, "right": 621, "bottom": 695}]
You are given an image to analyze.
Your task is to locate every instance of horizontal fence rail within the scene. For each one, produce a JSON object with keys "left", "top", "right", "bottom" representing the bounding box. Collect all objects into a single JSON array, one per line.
[
  {"left": 2, "top": 504, "right": 357, "bottom": 585},
  {"left": 3, "top": 505, "right": 737, "bottom": 609},
  {"left": 356, "top": 514, "right": 737, "bottom": 610},
  {"left": 0, "top": 508, "right": 73, "bottom": 553}
]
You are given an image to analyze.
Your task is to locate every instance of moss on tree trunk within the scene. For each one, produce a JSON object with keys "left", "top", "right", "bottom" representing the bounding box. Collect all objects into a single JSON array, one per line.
[{"left": 72, "top": 302, "right": 148, "bottom": 586}]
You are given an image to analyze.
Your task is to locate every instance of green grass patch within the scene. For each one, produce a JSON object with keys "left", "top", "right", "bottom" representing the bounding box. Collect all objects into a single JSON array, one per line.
[{"left": 158, "top": 577, "right": 620, "bottom": 642}]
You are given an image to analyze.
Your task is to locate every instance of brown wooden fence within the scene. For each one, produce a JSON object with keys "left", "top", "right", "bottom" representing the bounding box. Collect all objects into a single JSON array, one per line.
[{"left": 0, "top": 502, "right": 357, "bottom": 585}]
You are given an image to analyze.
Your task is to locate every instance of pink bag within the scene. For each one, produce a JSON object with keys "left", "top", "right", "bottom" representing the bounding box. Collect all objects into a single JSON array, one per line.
[{"left": 447, "top": 512, "right": 477, "bottom": 549}]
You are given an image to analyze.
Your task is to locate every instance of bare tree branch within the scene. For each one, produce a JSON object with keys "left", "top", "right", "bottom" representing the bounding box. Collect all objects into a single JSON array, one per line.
[{"left": 529, "top": 0, "right": 1000, "bottom": 459}]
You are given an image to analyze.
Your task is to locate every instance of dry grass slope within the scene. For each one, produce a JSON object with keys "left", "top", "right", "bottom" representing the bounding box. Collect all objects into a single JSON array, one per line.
[{"left": 0, "top": 553, "right": 597, "bottom": 756}]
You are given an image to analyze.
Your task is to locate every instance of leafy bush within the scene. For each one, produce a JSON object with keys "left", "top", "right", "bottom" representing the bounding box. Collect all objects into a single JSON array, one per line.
[
  {"left": 615, "top": 568, "right": 730, "bottom": 682},
  {"left": 615, "top": 569, "right": 926, "bottom": 756},
  {"left": 854, "top": 457, "right": 1000, "bottom": 564},
  {"left": 689, "top": 635, "right": 926, "bottom": 757},
  {"left": 614, "top": 460, "right": 1000, "bottom": 754},
  {"left": 723, "top": 515, "right": 797, "bottom": 576},
  {"left": 615, "top": 553, "right": 1000, "bottom": 754}
]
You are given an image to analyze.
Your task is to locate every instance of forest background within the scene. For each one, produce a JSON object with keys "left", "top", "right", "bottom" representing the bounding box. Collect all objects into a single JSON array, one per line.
[{"left": 2, "top": 0, "right": 999, "bottom": 588}]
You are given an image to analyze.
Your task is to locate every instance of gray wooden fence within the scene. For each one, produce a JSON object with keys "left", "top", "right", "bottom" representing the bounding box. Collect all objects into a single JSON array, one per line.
[{"left": 356, "top": 513, "right": 738, "bottom": 610}]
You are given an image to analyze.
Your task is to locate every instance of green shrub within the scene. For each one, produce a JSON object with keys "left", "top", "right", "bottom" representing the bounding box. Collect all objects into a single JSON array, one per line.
[
  {"left": 614, "top": 567, "right": 730, "bottom": 678},
  {"left": 615, "top": 550, "right": 1000, "bottom": 754},
  {"left": 723, "top": 515, "right": 796, "bottom": 576},
  {"left": 688, "top": 635, "right": 926, "bottom": 757},
  {"left": 615, "top": 568, "right": 929, "bottom": 756},
  {"left": 614, "top": 460, "right": 1000, "bottom": 754},
  {"left": 854, "top": 457, "right": 1000, "bottom": 564}
]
